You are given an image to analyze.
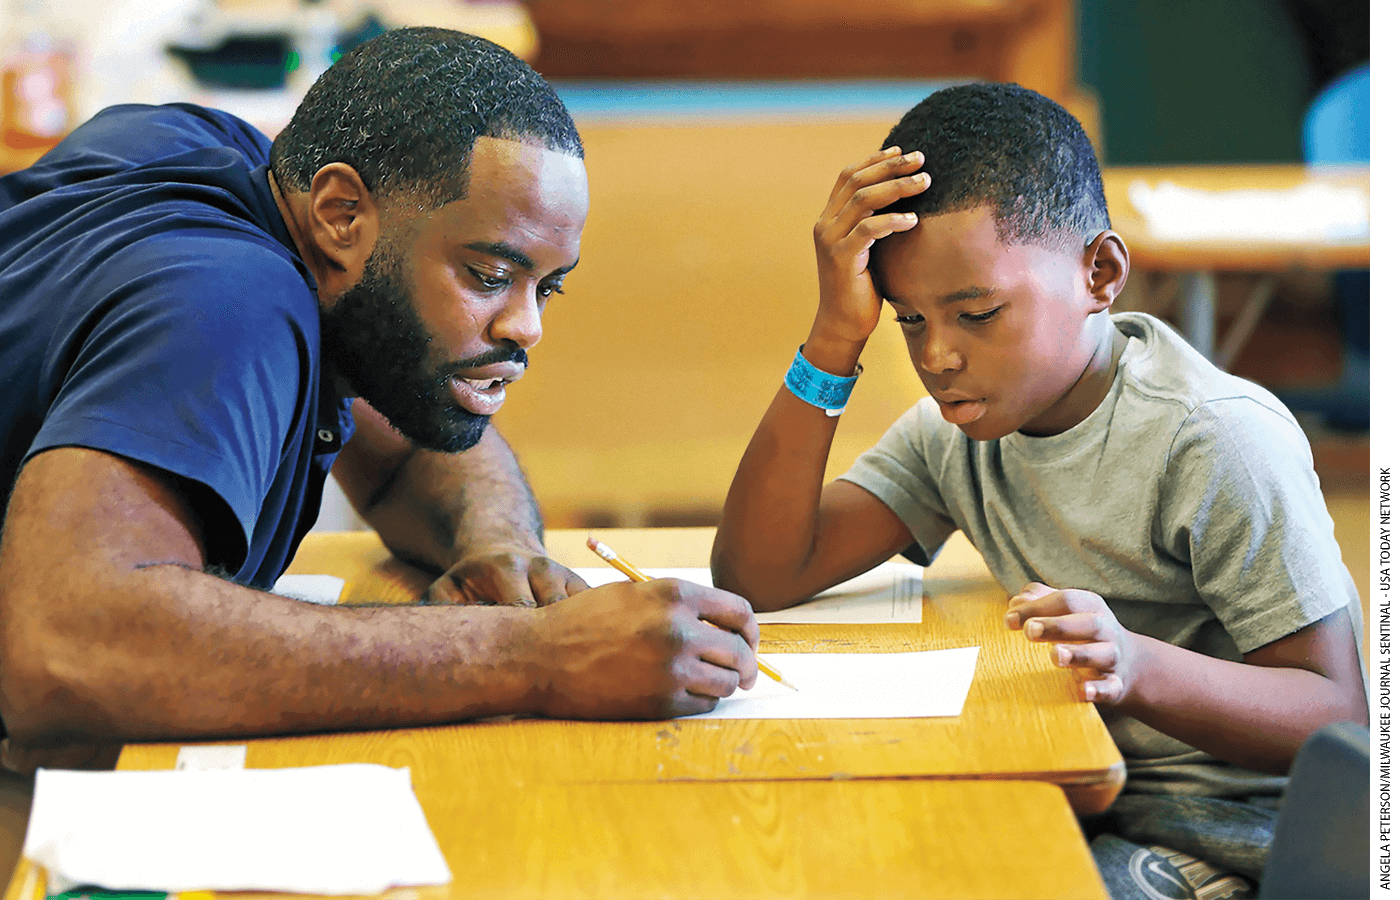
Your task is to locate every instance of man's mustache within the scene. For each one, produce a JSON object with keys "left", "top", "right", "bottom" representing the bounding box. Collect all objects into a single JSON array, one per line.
[{"left": 437, "top": 344, "right": 529, "bottom": 378}]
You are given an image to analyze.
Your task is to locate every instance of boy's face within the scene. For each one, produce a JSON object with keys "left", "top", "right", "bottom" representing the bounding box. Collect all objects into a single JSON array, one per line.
[{"left": 871, "top": 205, "right": 1110, "bottom": 441}]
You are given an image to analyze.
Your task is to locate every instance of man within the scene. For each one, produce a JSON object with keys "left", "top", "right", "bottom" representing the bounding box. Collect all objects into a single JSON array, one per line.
[{"left": 0, "top": 27, "right": 759, "bottom": 777}]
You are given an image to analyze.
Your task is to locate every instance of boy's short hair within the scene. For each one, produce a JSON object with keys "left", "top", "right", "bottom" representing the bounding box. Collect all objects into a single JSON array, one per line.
[
  {"left": 880, "top": 82, "right": 1110, "bottom": 251},
  {"left": 271, "top": 27, "right": 583, "bottom": 209}
]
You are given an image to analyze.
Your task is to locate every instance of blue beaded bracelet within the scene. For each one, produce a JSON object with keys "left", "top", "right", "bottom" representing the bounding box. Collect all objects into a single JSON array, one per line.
[{"left": 784, "top": 345, "right": 862, "bottom": 416}]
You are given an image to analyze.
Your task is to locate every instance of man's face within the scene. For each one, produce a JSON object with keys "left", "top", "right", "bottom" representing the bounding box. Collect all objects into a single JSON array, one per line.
[
  {"left": 871, "top": 206, "right": 1102, "bottom": 441},
  {"left": 322, "top": 138, "right": 589, "bottom": 452}
]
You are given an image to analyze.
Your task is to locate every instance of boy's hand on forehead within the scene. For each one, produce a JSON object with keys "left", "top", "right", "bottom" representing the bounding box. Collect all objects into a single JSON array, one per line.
[
  {"left": 809, "top": 146, "right": 929, "bottom": 352},
  {"left": 1005, "top": 582, "right": 1143, "bottom": 705}
]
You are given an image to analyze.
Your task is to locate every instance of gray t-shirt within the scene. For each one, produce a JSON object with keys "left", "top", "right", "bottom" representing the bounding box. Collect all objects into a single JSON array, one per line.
[{"left": 840, "top": 311, "right": 1363, "bottom": 798}]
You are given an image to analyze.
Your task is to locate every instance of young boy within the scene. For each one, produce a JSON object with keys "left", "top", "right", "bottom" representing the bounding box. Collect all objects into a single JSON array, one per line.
[{"left": 711, "top": 83, "right": 1366, "bottom": 899}]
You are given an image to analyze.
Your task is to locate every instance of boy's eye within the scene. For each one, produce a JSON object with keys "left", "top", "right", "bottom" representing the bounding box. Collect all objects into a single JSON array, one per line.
[
  {"left": 539, "top": 281, "right": 566, "bottom": 300},
  {"left": 894, "top": 312, "right": 924, "bottom": 326},
  {"left": 960, "top": 307, "right": 1001, "bottom": 324}
]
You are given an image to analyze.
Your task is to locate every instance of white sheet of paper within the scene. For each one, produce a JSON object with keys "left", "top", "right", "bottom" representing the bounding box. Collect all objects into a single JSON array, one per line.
[
  {"left": 1128, "top": 178, "right": 1369, "bottom": 243},
  {"left": 575, "top": 561, "right": 924, "bottom": 624},
  {"left": 272, "top": 573, "right": 345, "bottom": 605},
  {"left": 687, "top": 647, "right": 979, "bottom": 719},
  {"left": 23, "top": 764, "right": 452, "bottom": 895},
  {"left": 174, "top": 744, "right": 246, "bottom": 771}
]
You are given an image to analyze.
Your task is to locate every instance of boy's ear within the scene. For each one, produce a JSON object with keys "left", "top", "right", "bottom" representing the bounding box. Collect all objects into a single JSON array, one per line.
[
  {"left": 306, "top": 163, "right": 380, "bottom": 278},
  {"left": 1082, "top": 230, "right": 1130, "bottom": 313}
]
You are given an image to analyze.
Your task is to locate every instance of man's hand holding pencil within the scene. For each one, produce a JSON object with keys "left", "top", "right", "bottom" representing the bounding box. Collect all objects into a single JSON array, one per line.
[
  {"left": 590, "top": 538, "right": 798, "bottom": 692},
  {"left": 532, "top": 567, "right": 761, "bottom": 719}
]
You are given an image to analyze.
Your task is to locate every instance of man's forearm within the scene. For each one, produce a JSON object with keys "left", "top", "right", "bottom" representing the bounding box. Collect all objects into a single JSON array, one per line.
[
  {"left": 0, "top": 563, "right": 543, "bottom": 769},
  {"left": 360, "top": 425, "right": 545, "bottom": 572}
]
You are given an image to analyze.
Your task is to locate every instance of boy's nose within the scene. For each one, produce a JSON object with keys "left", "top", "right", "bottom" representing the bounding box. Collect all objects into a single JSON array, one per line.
[
  {"left": 489, "top": 286, "right": 544, "bottom": 351},
  {"left": 921, "top": 335, "right": 964, "bottom": 373}
]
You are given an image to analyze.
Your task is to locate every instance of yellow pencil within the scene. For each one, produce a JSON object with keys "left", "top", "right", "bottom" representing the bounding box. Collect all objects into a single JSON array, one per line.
[{"left": 587, "top": 536, "right": 798, "bottom": 691}]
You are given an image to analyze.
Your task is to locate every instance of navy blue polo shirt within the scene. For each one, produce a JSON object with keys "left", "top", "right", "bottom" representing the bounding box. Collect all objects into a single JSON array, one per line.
[{"left": 0, "top": 103, "right": 354, "bottom": 589}]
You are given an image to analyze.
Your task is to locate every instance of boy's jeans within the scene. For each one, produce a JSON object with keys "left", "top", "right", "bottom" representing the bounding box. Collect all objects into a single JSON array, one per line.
[{"left": 1083, "top": 794, "right": 1278, "bottom": 900}]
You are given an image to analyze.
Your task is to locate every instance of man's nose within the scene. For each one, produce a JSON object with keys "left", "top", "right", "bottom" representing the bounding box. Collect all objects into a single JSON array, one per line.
[{"left": 490, "top": 286, "right": 544, "bottom": 350}]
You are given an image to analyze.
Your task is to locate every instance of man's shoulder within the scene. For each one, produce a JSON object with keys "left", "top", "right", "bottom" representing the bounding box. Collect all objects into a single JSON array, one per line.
[
  {"left": 1, "top": 103, "right": 278, "bottom": 226},
  {"left": 62, "top": 103, "right": 272, "bottom": 169},
  {"left": 104, "top": 233, "right": 317, "bottom": 331}
]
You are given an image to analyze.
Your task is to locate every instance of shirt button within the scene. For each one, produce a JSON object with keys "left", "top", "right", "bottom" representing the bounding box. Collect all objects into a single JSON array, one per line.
[{"left": 317, "top": 428, "right": 335, "bottom": 444}]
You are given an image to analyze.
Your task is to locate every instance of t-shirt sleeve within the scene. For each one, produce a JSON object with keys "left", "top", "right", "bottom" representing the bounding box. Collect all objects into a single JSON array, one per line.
[
  {"left": 25, "top": 235, "right": 314, "bottom": 571},
  {"left": 837, "top": 399, "right": 959, "bottom": 564},
  {"left": 1157, "top": 397, "right": 1357, "bottom": 654}
]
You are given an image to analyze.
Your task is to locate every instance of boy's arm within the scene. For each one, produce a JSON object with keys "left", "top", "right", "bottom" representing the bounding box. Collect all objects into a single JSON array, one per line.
[
  {"left": 712, "top": 147, "right": 929, "bottom": 610},
  {"left": 333, "top": 400, "right": 584, "bottom": 607},
  {"left": 1007, "top": 584, "right": 1367, "bottom": 775}
]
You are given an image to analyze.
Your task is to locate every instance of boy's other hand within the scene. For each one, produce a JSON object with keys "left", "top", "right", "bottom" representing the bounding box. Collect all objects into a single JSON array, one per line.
[
  {"left": 1006, "top": 582, "right": 1142, "bottom": 705},
  {"left": 810, "top": 146, "right": 930, "bottom": 350}
]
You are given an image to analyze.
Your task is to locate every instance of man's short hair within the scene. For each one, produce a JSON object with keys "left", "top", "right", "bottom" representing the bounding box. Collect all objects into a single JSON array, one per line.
[
  {"left": 881, "top": 82, "right": 1110, "bottom": 250},
  {"left": 271, "top": 27, "right": 583, "bottom": 207}
]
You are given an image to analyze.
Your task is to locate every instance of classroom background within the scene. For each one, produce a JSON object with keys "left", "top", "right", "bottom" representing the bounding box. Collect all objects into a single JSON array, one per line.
[{"left": 0, "top": 0, "right": 1369, "bottom": 622}]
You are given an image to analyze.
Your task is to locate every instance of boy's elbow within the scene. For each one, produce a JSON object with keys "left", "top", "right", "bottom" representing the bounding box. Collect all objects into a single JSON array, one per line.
[{"left": 711, "top": 559, "right": 804, "bottom": 613}]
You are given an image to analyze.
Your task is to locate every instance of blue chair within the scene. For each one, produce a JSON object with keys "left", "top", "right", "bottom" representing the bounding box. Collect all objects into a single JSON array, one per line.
[
  {"left": 1275, "top": 63, "right": 1368, "bottom": 429},
  {"left": 1304, "top": 64, "right": 1369, "bottom": 165},
  {"left": 1258, "top": 722, "right": 1368, "bottom": 899}
]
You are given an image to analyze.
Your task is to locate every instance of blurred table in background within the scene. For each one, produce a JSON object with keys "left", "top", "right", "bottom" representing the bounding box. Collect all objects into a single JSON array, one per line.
[
  {"left": 527, "top": 0, "right": 1096, "bottom": 135},
  {"left": 1102, "top": 164, "right": 1369, "bottom": 369}
]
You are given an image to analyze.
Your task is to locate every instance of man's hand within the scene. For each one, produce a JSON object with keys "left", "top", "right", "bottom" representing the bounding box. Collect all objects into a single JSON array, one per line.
[
  {"left": 533, "top": 578, "right": 760, "bottom": 719},
  {"left": 810, "top": 145, "right": 929, "bottom": 349},
  {"left": 425, "top": 544, "right": 588, "bottom": 607},
  {"left": 1005, "top": 582, "right": 1142, "bottom": 704}
]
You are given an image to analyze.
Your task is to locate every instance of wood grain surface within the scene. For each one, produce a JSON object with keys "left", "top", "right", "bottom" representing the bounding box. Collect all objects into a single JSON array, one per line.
[
  {"left": 208, "top": 528, "right": 1125, "bottom": 812},
  {"left": 6, "top": 780, "right": 1106, "bottom": 900},
  {"left": 11, "top": 528, "right": 1121, "bottom": 900}
]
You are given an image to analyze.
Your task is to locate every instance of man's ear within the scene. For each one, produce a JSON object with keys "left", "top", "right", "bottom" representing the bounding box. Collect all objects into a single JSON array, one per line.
[
  {"left": 306, "top": 163, "right": 379, "bottom": 277},
  {"left": 1082, "top": 230, "right": 1129, "bottom": 313}
]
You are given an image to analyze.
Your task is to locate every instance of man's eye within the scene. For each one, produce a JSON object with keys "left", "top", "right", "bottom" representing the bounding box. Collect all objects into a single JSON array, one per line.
[
  {"left": 960, "top": 307, "right": 1001, "bottom": 324},
  {"left": 539, "top": 282, "right": 566, "bottom": 299},
  {"left": 472, "top": 270, "right": 508, "bottom": 289},
  {"left": 894, "top": 312, "right": 924, "bottom": 325}
]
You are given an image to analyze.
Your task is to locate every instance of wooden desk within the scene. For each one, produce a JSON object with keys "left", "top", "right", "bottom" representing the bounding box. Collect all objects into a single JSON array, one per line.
[
  {"left": 6, "top": 779, "right": 1106, "bottom": 900},
  {"left": 1101, "top": 164, "right": 1369, "bottom": 367},
  {"left": 6, "top": 528, "right": 1116, "bottom": 899},
  {"left": 163, "top": 527, "right": 1124, "bottom": 813}
]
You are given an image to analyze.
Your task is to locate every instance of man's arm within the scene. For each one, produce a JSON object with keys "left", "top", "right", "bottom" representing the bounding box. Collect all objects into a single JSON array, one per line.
[
  {"left": 0, "top": 447, "right": 758, "bottom": 773},
  {"left": 1007, "top": 584, "right": 1368, "bottom": 775},
  {"left": 333, "top": 399, "right": 583, "bottom": 606}
]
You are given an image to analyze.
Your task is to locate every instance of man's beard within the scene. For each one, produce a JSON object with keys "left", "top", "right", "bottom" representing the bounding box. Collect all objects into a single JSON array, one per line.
[{"left": 319, "top": 245, "right": 527, "bottom": 453}]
